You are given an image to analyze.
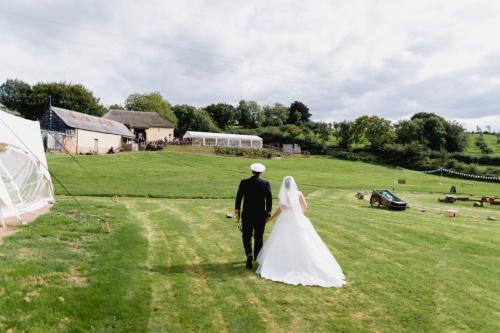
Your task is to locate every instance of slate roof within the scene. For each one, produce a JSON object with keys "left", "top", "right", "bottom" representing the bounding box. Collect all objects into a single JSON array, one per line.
[
  {"left": 103, "top": 109, "right": 174, "bottom": 129},
  {"left": 50, "top": 106, "right": 134, "bottom": 138}
]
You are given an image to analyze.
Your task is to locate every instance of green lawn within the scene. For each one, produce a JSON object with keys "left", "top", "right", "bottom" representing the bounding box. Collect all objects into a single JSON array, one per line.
[
  {"left": 465, "top": 134, "right": 500, "bottom": 155},
  {"left": 47, "top": 151, "right": 498, "bottom": 198},
  {"left": 0, "top": 151, "right": 499, "bottom": 332}
]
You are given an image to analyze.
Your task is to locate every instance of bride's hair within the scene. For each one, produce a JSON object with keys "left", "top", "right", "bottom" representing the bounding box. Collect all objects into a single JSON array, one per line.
[{"left": 285, "top": 177, "right": 292, "bottom": 189}]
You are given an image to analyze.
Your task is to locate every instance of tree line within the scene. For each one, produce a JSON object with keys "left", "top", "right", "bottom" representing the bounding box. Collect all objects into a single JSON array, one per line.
[
  {"left": 0, "top": 78, "right": 486, "bottom": 156},
  {"left": 0, "top": 79, "right": 327, "bottom": 143}
]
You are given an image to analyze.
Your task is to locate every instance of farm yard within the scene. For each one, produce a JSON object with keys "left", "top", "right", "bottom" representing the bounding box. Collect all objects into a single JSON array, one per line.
[{"left": 0, "top": 151, "right": 498, "bottom": 332}]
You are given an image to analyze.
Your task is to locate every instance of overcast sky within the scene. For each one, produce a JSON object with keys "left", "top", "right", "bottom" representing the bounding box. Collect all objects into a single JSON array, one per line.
[{"left": 1, "top": 0, "right": 500, "bottom": 130}]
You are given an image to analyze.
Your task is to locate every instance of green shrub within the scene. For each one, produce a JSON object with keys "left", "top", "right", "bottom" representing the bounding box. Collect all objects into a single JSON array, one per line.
[
  {"left": 445, "top": 153, "right": 500, "bottom": 166},
  {"left": 326, "top": 149, "right": 377, "bottom": 163},
  {"left": 214, "top": 147, "right": 281, "bottom": 159},
  {"left": 375, "top": 143, "right": 430, "bottom": 168}
]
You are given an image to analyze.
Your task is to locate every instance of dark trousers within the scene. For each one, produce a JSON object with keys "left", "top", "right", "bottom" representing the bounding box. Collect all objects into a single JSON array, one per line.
[{"left": 242, "top": 218, "right": 266, "bottom": 258}]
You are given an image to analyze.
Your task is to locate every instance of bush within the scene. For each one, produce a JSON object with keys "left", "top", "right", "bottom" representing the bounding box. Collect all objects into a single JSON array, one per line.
[
  {"left": 326, "top": 149, "right": 376, "bottom": 163},
  {"left": 375, "top": 143, "right": 430, "bottom": 168},
  {"left": 445, "top": 153, "right": 500, "bottom": 166},
  {"left": 214, "top": 147, "right": 281, "bottom": 159}
]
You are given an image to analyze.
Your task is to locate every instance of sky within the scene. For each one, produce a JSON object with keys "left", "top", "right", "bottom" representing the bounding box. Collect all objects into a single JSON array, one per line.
[{"left": 1, "top": 0, "right": 500, "bottom": 131}]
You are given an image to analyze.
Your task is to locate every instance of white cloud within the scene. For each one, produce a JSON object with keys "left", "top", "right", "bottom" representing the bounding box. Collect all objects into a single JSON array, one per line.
[{"left": 1, "top": 0, "right": 499, "bottom": 130}]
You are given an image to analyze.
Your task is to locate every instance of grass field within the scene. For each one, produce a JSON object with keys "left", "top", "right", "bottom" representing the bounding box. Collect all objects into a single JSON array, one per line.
[
  {"left": 465, "top": 133, "right": 500, "bottom": 155},
  {"left": 1, "top": 151, "right": 499, "bottom": 332}
]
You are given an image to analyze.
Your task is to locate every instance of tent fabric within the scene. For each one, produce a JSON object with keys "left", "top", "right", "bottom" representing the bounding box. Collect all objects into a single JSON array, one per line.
[
  {"left": 0, "top": 111, "right": 54, "bottom": 224},
  {"left": 183, "top": 131, "right": 263, "bottom": 141}
]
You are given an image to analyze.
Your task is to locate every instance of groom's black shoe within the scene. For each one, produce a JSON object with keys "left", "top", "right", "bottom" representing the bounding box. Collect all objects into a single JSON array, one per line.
[{"left": 246, "top": 255, "right": 253, "bottom": 269}]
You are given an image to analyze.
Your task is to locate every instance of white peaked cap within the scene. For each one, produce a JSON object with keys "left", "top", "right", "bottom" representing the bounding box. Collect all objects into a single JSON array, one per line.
[{"left": 251, "top": 163, "right": 266, "bottom": 173}]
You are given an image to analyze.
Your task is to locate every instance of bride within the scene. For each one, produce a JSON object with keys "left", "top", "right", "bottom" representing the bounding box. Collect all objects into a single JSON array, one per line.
[{"left": 256, "top": 176, "right": 346, "bottom": 288}]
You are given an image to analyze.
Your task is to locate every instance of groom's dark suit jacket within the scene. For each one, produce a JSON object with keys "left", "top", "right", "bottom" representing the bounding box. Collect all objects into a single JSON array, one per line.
[{"left": 235, "top": 175, "right": 272, "bottom": 222}]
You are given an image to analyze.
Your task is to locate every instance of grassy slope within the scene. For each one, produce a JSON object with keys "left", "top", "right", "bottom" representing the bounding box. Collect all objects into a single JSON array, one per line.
[
  {"left": 47, "top": 151, "right": 499, "bottom": 198},
  {"left": 465, "top": 134, "right": 500, "bottom": 155},
  {"left": 1, "top": 151, "right": 499, "bottom": 332}
]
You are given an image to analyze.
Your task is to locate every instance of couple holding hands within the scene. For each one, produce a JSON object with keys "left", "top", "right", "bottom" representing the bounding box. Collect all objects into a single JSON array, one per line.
[{"left": 234, "top": 163, "right": 345, "bottom": 288}]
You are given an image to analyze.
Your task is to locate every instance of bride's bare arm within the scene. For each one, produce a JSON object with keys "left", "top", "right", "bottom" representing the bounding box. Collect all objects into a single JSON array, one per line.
[
  {"left": 269, "top": 207, "right": 282, "bottom": 221},
  {"left": 299, "top": 193, "right": 308, "bottom": 212}
]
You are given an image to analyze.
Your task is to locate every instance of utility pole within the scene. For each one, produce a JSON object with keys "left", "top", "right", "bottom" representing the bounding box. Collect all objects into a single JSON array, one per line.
[{"left": 48, "top": 95, "right": 52, "bottom": 132}]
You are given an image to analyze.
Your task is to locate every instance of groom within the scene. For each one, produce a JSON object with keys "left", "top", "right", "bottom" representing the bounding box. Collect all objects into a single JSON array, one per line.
[{"left": 235, "top": 163, "right": 272, "bottom": 269}]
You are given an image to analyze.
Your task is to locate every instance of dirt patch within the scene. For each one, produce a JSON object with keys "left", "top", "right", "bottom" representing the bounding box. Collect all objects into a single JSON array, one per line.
[
  {"left": 23, "top": 290, "right": 40, "bottom": 303},
  {"left": 60, "top": 240, "right": 84, "bottom": 254},
  {"left": 23, "top": 275, "right": 49, "bottom": 287},
  {"left": 17, "top": 247, "right": 37, "bottom": 259},
  {"left": 58, "top": 317, "right": 71, "bottom": 330},
  {"left": 65, "top": 266, "right": 88, "bottom": 287},
  {"left": 349, "top": 312, "right": 366, "bottom": 322}
]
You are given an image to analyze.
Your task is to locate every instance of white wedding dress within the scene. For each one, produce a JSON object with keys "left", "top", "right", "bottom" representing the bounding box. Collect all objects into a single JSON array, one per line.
[{"left": 256, "top": 176, "right": 346, "bottom": 288}]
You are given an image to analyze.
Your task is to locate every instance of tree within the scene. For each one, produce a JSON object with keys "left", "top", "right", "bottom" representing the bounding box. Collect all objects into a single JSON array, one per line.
[
  {"left": 0, "top": 80, "right": 107, "bottom": 120},
  {"left": 395, "top": 119, "right": 425, "bottom": 144},
  {"left": 0, "top": 79, "right": 33, "bottom": 117},
  {"left": 444, "top": 121, "right": 467, "bottom": 152},
  {"left": 125, "top": 92, "right": 177, "bottom": 125},
  {"left": 334, "top": 121, "right": 360, "bottom": 149},
  {"left": 288, "top": 101, "right": 311, "bottom": 126},
  {"left": 262, "top": 103, "right": 288, "bottom": 127},
  {"left": 204, "top": 103, "right": 235, "bottom": 130},
  {"left": 235, "top": 100, "right": 263, "bottom": 128},
  {"left": 421, "top": 115, "right": 446, "bottom": 150},
  {"left": 353, "top": 115, "right": 395, "bottom": 148},
  {"left": 31, "top": 82, "right": 106, "bottom": 119},
  {"left": 316, "top": 122, "right": 331, "bottom": 142},
  {"left": 406, "top": 114, "right": 447, "bottom": 150},
  {"left": 282, "top": 124, "right": 303, "bottom": 138},
  {"left": 109, "top": 103, "right": 124, "bottom": 110},
  {"left": 397, "top": 114, "right": 466, "bottom": 152},
  {"left": 172, "top": 104, "right": 220, "bottom": 136}
]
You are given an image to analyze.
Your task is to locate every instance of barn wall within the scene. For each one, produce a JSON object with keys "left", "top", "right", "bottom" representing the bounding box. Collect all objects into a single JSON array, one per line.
[
  {"left": 76, "top": 129, "right": 123, "bottom": 154},
  {"left": 40, "top": 109, "right": 67, "bottom": 132},
  {"left": 146, "top": 127, "right": 174, "bottom": 141}
]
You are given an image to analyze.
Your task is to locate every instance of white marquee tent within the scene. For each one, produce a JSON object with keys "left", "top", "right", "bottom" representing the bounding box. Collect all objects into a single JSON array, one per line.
[
  {"left": 0, "top": 110, "right": 54, "bottom": 228},
  {"left": 183, "top": 131, "right": 263, "bottom": 148}
]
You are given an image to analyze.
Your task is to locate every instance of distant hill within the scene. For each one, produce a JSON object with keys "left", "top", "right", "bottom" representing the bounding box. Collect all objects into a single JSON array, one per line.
[{"left": 465, "top": 133, "right": 500, "bottom": 155}]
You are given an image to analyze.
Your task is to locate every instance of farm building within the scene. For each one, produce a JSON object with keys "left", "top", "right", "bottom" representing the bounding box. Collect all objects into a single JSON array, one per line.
[
  {"left": 40, "top": 106, "right": 134, "bottom": 154},
  {"left": 183, "top": 131, "right": 263, "bottom": 148},
  {"left": 103, "top": 109, "right": 175, "bottom": 142}
]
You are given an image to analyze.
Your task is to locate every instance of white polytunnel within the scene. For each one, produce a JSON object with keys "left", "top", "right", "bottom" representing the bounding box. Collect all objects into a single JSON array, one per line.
[
  {"left": 183, "top": 131, "right": 263, "bottom": 148},
  {"left": 0, "top": 110, "right": 54, "bottom": 227}
]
